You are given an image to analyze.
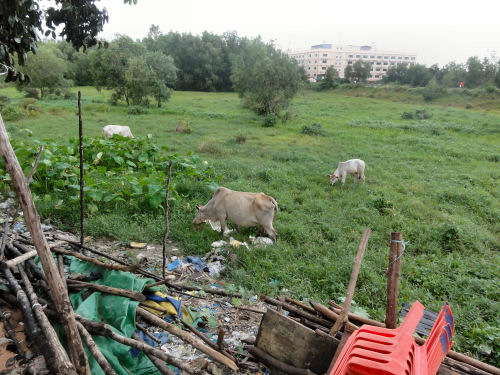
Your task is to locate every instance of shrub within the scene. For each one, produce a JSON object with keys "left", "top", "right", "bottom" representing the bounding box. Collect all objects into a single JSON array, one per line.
[
  {"left": 262, "top": 114, "right": 278, "bottom": 127},
  {"left": 401, "top": 111, "right": 414, "bottom": 120},
  {"left": 465, "top": 103, "right": 473, "bottom": 109},
  {"left": 197, "top": 138, "right": 225, "bottom": 155},
  {"left": 369, "top": 197, "right": 394, "bottom": 215},
  {"left": 301, "top": 123, "right": 326, "bottom": 136},
  {"left": 85, "top": 103, "right": 109, "bottom": 113},
  {"left": 235, "top": 133, "right": 247, "bottom": 144},
  {"left": 20, "top": 98, "right": 37, "bottom": 109},
  {"left": 24, "top": 88, "right": 40, "bottom": 99},
  {"left": 175, "top": 121, "right": 192, "bottom": 134},
  {"left": 439, "top": 222, "right": 463, "bottom": 252},
  {"left": 127, "top": 106, "right": 148, "bottom": 115},
  {"left": 63, "top": 90, "right": 76, "bottom": 100},
  {"left": 422, "top": 80, "right": 446, "bottom": 102},
  {"left": 1, "top": 106, "right": 26, "bottom": 121},
  {"left": 0, "top": 94, "right": 10, "bottom": 110},
  {"left": 414, "top": 109, "right": 432, "bottom": 119}
]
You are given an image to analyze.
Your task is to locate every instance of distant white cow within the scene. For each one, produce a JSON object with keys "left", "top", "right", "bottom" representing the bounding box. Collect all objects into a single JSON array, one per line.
[
  {"left": 102, "top": 125, "right": 134, "bottom": 139},
  {"left": 327, "top": 159, "right": 366, "bottom": 185}
]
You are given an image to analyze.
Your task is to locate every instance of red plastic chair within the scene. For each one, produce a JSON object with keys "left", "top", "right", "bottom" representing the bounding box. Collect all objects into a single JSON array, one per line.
[{"left": 329, "top": 301, "right": 454, "bottom": 375}]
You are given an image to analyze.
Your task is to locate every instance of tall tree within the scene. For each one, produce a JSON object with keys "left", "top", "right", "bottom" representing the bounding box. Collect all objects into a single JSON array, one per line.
[
  {"left": 230, "top": 38, "right": 302, "bottom": 116},
  {"left": 345, "top": 59, "right": 371, "bottom": 82},
  {"left": 0, "top": 0, "right": 110, "bottom": 82},
  {"left": 319, "top": 66, "right": 339, "bottom": 90}
]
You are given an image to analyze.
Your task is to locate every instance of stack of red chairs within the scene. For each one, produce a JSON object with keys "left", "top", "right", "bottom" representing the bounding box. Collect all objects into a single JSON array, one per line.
[{"left": 329, "top": 301, "right": 454, "bottom": 375}]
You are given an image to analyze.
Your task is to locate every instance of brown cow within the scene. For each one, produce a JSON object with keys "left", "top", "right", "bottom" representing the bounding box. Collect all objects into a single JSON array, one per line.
[{"left": 193, "top": 187, "right": 278, "bottom": 242}]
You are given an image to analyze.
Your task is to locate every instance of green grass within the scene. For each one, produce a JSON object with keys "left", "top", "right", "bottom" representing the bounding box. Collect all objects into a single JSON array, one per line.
[{"left": 1, "top": 85, "right": 499, "bottom": 365}]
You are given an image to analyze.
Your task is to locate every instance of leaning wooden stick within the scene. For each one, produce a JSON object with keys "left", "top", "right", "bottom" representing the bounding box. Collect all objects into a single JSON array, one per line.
[
  {"left": 66, "top": 279, "right": 146, "bottom": 302},
  {"left": 162, "top": 160, "right": 173, "bottom": 279},
  {"left": 131, "top": 332, "right": 176, "bottom": 375},
  {"left": 76, "top": 322, "right": 117, "bottom": 375},
  {"left": 51, "top": 246, "right": 138, "bottom": 272},
  {"left": 137, "top": 307, "right": 238, "bottom": 371},
  {"left": 18, "top": 265, "right": 76, "bottom": 374},
  {"left": 3, "top": 249, "right": 37, "bottom": 268},
  {"left": 0, "top": 114, "right": 90, "bottom": 375},
  {"left": 329, "top": 228, "right": 371, "bottom": 335},
  {"left": 144, "top": 280, "right": 242, "bottom": 298},
  {"left": 78, "top": 91, "right": 84, "bottom": 248},
  {"left": 75, "top": 315, "right": 200, "bottom": 375}
]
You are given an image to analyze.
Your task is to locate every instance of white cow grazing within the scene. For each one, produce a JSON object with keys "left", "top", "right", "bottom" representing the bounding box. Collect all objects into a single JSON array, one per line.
[
  {"left": 327, "top": 159, "right": 366, "bottom": 185},
  {"left": 102, "top": 125, "right": 134, "bottom": 139},
  {"left": 193, "top": 187, "right": 278, "bottom": 242}
]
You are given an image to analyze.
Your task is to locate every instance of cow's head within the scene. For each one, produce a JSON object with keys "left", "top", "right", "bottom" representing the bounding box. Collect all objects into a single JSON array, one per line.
[
  {"left": 192, "top": 204, "right": 207, "bottom": 227},
  {"left": 327, "top": 174, "right": 339, "bottom": 185}
]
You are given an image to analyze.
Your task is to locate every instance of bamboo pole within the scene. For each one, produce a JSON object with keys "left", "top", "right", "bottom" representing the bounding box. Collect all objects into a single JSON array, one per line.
[
  {"left": 385, "top": 232, "right": 403, "bottom": 329},
  {"left": 51, "top": 246, "right": 138, "bottom": 272},
  {"left": 329, "top": 229, "right": 371, "bottom": 335},
  {"left": 66, "top": 279, "right": 146, "bottom": 301},
  {"left": 3, "top": 250, "right": 37, "bottom": 268},
  {"left": 0, "top": 114, "right": 90, "bottom": 375},
  {"left": 76, "top": 322, "right": 117, "bottom": 375}
]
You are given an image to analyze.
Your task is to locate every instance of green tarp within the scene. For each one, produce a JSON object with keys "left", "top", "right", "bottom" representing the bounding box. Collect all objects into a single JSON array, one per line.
[{"left": 66, "top": 258, "right": 161, "bottom": 375}]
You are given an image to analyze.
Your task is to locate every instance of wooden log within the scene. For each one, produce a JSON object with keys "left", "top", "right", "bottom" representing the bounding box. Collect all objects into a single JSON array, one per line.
[
  {"left": 18, "top": 265, "right": 76, "bottom": 374},
  {"left": 262, "top": 295, "right": 332, "bottom": 328},
  {"left": 385, "top": 232, "right": 403, "bottom": 329},
  {"left": 248, "top": 346, "right": 317, "bottom": 375},
  {"left": 3, "top": 250, "right": 37, "bottom": 268},
  {"left": 137, "top": 307, "right": 238, "bottom": 371},
  {"left": 0, "top": 114, "right": 90, "bottom": 375},
  {"left": 7, "top": 242, "right": 46, "bottom": 280},
  {"left": 135, "top": 323, "right": 161, "bottom": 345},
  {"left": 76, "top": 314, "right": 200, "bottom": 375},
  {"left": 0, "top": 220, "right": 7, "bottom": 259},
  {"left": 76, "top": 322, "right": 117, "bottom": 375},
  {"left": 441, "top": 357, "right": 493, "bottom": 375},
  {"left": 216, "top": 326, "right": 225, "bottom": 350},
  {"left": 327, "top": 302, "right": 385, "bottom": 327},
  {"left": 330, "top": 228, "right": 371, "bottom": 335},
  {"left": 66, "top": 279, "right": 146, "bottom": 302},
  {"left": 2, "top": 266, "right": 64, "bottom": 374},
  {"left": 51, "top": 246, "right": 138, "bottom": 272},
  {"left": 162, "top": 160, "right": 172, "bottom": 279},
  {"left": 285, "top": 297, "right": 317, "bottom": 314},
  {"left": 131, "top": 332, "right": 175, "bottom": 375},
  {"left": 309, "top": 302, "right": 358, "bottom": 332}
]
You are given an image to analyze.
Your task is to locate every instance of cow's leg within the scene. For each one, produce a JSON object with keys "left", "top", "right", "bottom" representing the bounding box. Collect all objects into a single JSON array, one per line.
[
  {"left": 263, "top": 224, "right": 277, "bottom": 243},
  {"left": 341, "top": 174, "right": 346, "bottom": 185},
  {"left": 353, "top": 174, "right": 359, "bottom": 184},
  {"left": 234, "top": 224, "right": 240, "bottom": 232},
  {"left": 361, "top": 173, "right": 366, "bottom": 184},
  {"left": 218, "top": 216, "right": 227, "bottom": 236}
]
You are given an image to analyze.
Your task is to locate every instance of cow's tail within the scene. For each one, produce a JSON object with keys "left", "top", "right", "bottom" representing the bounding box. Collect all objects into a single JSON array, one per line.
[{"left": 269, "top": 196, "right": 278, "bottom": 213}]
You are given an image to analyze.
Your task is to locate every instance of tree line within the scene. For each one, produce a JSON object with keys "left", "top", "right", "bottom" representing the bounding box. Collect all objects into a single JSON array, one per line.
[{"left": 320, "top": 56, "right": 500, "bottom": 90}]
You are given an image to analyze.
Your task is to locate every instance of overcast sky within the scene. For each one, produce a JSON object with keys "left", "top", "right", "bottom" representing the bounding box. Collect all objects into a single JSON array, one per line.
[{"left": 98, "top": 0, "right": 500, "bottom": 67}]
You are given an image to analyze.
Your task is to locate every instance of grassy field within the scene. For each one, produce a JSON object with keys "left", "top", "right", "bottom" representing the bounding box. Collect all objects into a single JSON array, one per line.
[{"left": 1, "top": 85, "right": 499, "bottom": 364}]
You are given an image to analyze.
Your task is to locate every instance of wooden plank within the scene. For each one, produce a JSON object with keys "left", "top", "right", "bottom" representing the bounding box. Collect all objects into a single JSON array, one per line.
[{"left": 256, "top": 308, "right": 339, "bottom": 375}]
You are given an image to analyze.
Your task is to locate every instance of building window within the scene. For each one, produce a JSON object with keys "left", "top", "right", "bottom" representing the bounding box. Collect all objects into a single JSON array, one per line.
[
  {"left": 384, "top": 56, "right": 389, "bottom": 59},
  {"left": 383, "top": 68, "right": 387, "bottom": 71},
  {"left": 322, "top": 59, "right": 327, "bottom": 63},
  {"left": 315, "top": 54, "right": 318, "bottom": 57},
  {"left": 405, "top": 57, "right": 409, "bottom": 60},
  {"left": 376, "top": 62, "right": 381, "bottom": 65},
  {"left": 322, "top": 67, "right": 326, "bottom": 70},
  {"left": 348, "top": 55, "right": 353, "bottom": 58},
  {"left": 356, "top": 55, "right": 360, "bottom": 58},
  {"left": 375, "top": 75, "right": 379, "bottom": 78},
  {"left": 323, "top": 53, "right": 328, "bottom": 57},
  {"left": 391, "top": 56, "right": 395, "bottom": 59},
  {"left": 348, "top": 61, "right": 352, "bottom": 64},
  {"left": 370, "top": 55, "right": 375, "bottom": 58},
  {"left": 383, "top": 62, "right": 388, "bottom": 65},
  {"left": 315, "top": 60, "right": 317, "bottom": 63},
  {"left": 308, "top": 67, "right": 310, "bottom": 70},
  {"left": 376, "top": 68, "right": 380, "bottom": 71},
  {"left": 363, "top": 55, "right": 368, "bottom": 58},
  {"left": 309, "top": 54, "right": 311, "bottom": 57},
  {"left": 398, "top": 56, "right": 402, "bottom": 59},
  {"left": 390, "top": 62, "right": 395, "bottom": 65},
  {"left": 377, "top": 56, "right": 382, "bottom": 58},
  {"left": 411, "top": 57, "right": 415, "bottom": 60}
]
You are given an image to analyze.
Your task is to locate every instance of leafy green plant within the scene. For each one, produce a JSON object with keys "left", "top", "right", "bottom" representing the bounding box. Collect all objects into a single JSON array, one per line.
[
  {"left": 262, "top": 114, "right": 277, "bottom": 127},
  {"left": 175, "top": 121, "right": 192, "bottom": 134},
  {"left": 127, "top": 106, "right": 148, "bottom": 115},
  {"left": 301, "top": 123, "right": 326, "bottom": 136}
]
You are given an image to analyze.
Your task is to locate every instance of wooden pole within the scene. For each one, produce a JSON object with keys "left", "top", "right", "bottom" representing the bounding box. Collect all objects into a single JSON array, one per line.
[
  {"left": 162, "top": 160, "right": 172, "bottom": 279},
  {"left": 3, "top": 250, "right": 37, "bottom": 268},
  {"left": 51, "top": 246, "right": 138, "bottom": 272},
  {"left": 78, "top": 91, "right": 84, "bottom": 248},
  {"left": 247, "top": 346, "right": 317, "bottom": 375},
  {"left": 137, "top": 307, "right": 238, "bottom": 371},
  {"left": 131, "top": 332, "right": 176, "bottom": 375},
  {"left": 385, "top": 232, "right": 403, "bottom": 329},
  {"left": 0, "top": 114, "right": 90, "bottom": 375},
  {"left": 329, "top": 228, "right": 371, "bottom": 335},
  {"left": 18, "top": 265, "right": 76, "bottom": 374},
  {"left": 66, "top": 279, "right": 146, "bottom": 301},
  {"left": 76, "top": 322, "right": 117, "bottom": 375}
]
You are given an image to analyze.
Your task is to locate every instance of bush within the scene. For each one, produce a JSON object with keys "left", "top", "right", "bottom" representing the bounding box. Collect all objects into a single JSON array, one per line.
[
  {"left": 422, "top": 80, "right": 446, "bottom": 102},
  {"left": 127, "top": 106, "right": 148, "bottom": 115},
  {"left": 85, "top": 103, "right": 109, "bottom": 113},
  {"left": 262, "top": 114, "right": 278, "bottom": 127},
  {"left": 1, "top": 106, "right": 26, "bottom": 121},
  {"left": 401, "top": 109, "right": 433, "bottom": 120},
  {"left": 63, "top": 90, "right": 76, "bottom": 100},
  {"left": 20, "top": 98, "right": 37, "bottom": 109},
  {"left": 235, "top": 133, "right": 247, "bottom": 144},
  {"left": 197, "top": 138, "right": 225, "bottom": 155},
  {"left": 0, "top": 94, "right": 10, "bottom": 110},
  {"left": 175, "top": 121, "right": 192, "bottom": 134},
  {"left": 301, "top": 123, "right": 326, "bottom": 136},
  {"left": 24, "top": 88, "right": 40, "bottom": 99},
  {"left": 401, "top": 111, "right": 414, "bottom": 120}
]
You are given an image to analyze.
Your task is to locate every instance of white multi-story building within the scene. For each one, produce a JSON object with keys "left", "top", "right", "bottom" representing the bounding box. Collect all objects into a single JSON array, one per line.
[{"left": 288, "top": 43, "right": 417, "bottom": 82}]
